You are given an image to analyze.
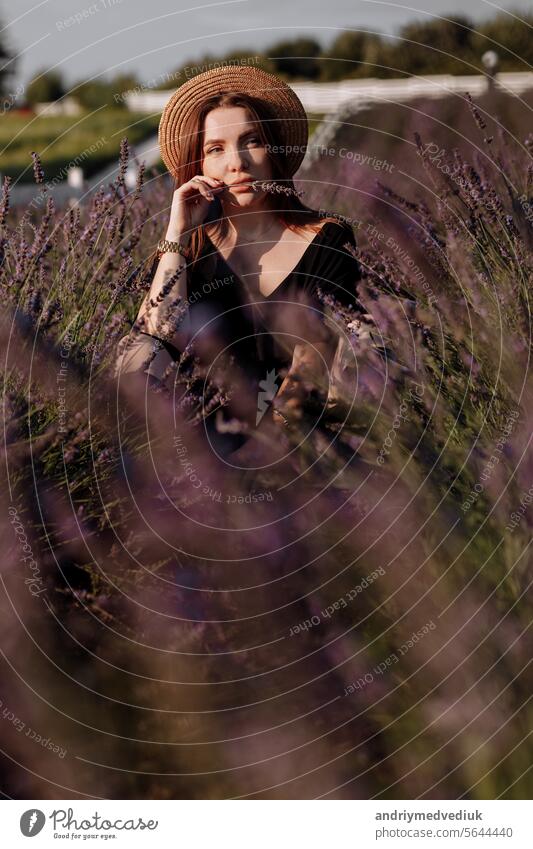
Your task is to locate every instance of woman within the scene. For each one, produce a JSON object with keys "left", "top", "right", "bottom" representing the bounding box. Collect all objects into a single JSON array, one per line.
[
  {"left": 112, "top": 69, "right": 386, "bottom": 789},
  {"left": 114, "top": 65, "right": 364, "bottom": 461}
]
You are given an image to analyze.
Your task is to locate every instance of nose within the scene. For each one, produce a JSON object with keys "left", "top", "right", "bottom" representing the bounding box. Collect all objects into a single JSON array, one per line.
[{"left": 225, "top": 142, "right": 250, "bottom": 171}]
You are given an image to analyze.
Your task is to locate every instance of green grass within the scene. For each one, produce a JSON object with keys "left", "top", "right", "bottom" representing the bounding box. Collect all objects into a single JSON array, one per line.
[{"left": 0, "top": 108, "right": 160, "bottom": 182}]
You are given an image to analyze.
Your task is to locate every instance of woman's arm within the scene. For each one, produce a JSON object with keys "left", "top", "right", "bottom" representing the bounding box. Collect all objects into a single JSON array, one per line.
[
  {"left": 114, "top": 173, "right": 226, "bottom": 380},
  {"left": 133, "top": 226, "right": 191, "bottom": 347},
  {"left": 114, "top": 243, "right": 188, "bottom": 379},
  {"left": 113, "top": 228, "right": 191, "bottom": 380}
]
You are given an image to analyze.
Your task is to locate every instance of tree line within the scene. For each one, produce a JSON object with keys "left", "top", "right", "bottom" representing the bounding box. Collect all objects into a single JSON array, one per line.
[{"left": 2, "top": 10, "right": 533, "bottom": 108}]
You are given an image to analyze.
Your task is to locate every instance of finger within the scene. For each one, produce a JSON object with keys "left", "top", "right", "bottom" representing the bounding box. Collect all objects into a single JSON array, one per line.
[
  {"left": 192, "top": 177, "right": 225, "bottom": 197},
  {"left": 179, "top": 178, "right": 222, "bottom": 201},
  {"left": 183, "top": 181, "right": 213, "bottom": 201},
  {"left": 195, "top": 176, "right": 224, "bottom": 187}
]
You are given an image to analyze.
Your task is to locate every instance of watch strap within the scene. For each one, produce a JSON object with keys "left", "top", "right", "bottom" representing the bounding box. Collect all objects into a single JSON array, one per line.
[{"left": 157, "top": 238, "right": 190, "bottom": 260}]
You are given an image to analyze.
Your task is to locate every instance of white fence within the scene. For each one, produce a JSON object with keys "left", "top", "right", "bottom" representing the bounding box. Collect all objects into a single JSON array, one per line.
[{"left": 125, "top": 72, "right": 533, "bottom": 115}]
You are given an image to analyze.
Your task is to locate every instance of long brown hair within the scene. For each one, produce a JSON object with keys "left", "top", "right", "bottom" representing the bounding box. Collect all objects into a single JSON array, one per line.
[{"left": 173, "top": 91, "right": 340, "bottom": 274}]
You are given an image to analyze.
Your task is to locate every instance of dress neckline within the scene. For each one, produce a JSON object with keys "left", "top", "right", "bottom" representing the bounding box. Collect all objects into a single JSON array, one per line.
[{"left": 205, "top": 221, "right": 333, "bottom": 299}]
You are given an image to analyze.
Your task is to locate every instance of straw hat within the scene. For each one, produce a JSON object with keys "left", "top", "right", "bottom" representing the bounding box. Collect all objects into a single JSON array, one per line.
[{"left": 158, "top": 65, "right": 309, "bottom": 180}]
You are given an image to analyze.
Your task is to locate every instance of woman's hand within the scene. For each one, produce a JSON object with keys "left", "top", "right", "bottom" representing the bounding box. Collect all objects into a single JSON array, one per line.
[
  {"left": 271, "top": 368, "right": 307, "bottom": 432},
  {"left": 272, "top": 395, "right": 301, "bottom": 430},
  {"left": 271, "top": 341, "right": 335, "bottom": 430},
  {"left": 167, "top": 175, "right": 226, "bottom": 238}
]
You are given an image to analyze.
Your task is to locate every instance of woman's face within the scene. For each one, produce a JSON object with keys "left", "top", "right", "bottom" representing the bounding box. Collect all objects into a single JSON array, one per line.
[{"left": 201, "top": 105, "right": 272, "bottom": 209}]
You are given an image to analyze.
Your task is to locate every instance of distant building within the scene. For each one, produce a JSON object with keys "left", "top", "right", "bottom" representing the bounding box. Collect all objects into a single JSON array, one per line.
[{"left": 34, "top": 97, "right": 82, "bottom": 116}]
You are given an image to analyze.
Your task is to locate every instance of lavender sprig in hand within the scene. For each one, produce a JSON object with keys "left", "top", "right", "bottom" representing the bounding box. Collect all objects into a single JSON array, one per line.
[{"left": 250, "top": 179, "right": 306, "bottom": 199}]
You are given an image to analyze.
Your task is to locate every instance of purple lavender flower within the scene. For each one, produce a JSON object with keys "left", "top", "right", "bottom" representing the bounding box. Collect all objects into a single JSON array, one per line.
[{"left": 30, "top": 151, "right": 46, "bottom": 185}]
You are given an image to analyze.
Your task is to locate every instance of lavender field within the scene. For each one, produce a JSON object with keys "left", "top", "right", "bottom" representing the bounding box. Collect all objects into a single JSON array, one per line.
[{"left": 1, "top": 87, "right": 532, "bottom": 799}]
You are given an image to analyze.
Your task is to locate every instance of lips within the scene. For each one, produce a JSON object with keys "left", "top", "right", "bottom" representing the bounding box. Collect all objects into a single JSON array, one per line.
[{"left": 228, "top": 178, "right": 254, "bottom": 186}]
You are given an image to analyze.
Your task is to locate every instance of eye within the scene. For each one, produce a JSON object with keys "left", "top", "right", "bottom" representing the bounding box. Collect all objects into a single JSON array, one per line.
[{"left": 206, "top": 135, "right": 262, "bottom": 155}]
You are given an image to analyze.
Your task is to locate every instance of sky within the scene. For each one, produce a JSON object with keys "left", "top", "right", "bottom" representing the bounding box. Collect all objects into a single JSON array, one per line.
[{"left": 2, "top": 0, "right": 531, "bottom": 91}]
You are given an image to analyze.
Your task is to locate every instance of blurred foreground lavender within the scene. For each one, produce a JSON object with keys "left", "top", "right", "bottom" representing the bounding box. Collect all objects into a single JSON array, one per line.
[{"left": 0, "top": 98, "right": 532, "bottom": 799}]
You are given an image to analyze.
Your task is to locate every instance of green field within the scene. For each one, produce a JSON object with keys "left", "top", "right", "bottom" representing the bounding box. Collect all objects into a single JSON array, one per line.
[{"left": 0, "top": 108, "right": 160, "bottom": 183}]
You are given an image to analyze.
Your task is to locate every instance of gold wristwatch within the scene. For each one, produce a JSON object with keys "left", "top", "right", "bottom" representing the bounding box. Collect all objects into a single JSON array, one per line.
[{"left": 156, "top": 237, "right": 191, "bottom": 260}]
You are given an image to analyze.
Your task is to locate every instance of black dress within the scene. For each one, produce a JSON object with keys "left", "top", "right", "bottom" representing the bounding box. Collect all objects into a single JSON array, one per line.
[{"left": 138, "top": 219, "right": 363, "bottom": 457}]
